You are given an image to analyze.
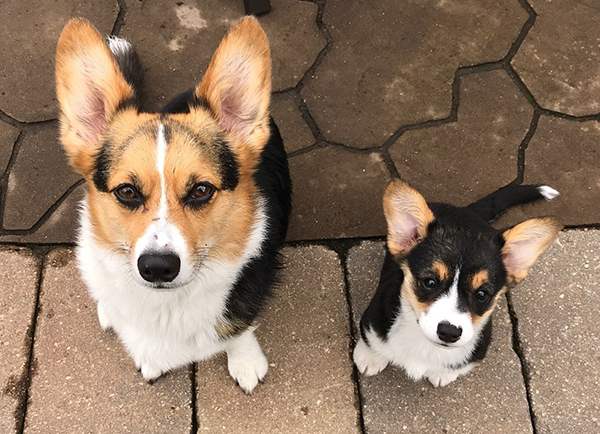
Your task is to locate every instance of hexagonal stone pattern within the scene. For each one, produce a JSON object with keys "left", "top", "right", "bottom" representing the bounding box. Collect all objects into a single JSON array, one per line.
[
  {"left": 0, "top": 0, "right": 118, "bottom": 122},
  {"left": 302, "top": 0, "right": 528, "bottom": 148},
  {"left": 492, "top": 116, "right": 600, "bottom": 228},
  {"left": 2, "top": 123, "right": 81, "bottom": 230},
  {"left": 0, "top": 249, "right": 38, "bottom": 434},
  {"left": 25, "top": 249, "right": 192, "bottom": 434},
  {"left": 347, "top": 241, "right": 533, "bottom": 434},
  {"left": 271, "top": 93, "right": 315, "bottom": 154},
  {"left": 389, "top": 70, "right": 531, "bottom": 206},
  {"left": 513, "top": 230, "right": 600, "bottom": 434},
  {"left": 196, "top": 246, "right": 359, "bottom": 434},
  {"left": 0, "top": 121, "right": 18, "bottom": 175},
  {"left": 120, "top": 0, "right": 325, "bottom": 111},
  {"left": 287, "top": 147, "right": 390, "bottom": 241},
  {"left": 0, "top": 184, "right": 84, "bottom": 244},
  {"left": 512, "top": 0, "right": 600, "bottom": 116}
]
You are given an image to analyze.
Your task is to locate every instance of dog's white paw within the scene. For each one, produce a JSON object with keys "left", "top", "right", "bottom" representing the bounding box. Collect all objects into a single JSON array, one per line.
[
  {"left": 97, "top": 303, "right": 112, "bottom": 331},
  {"left": 226, "top": 329, "right": 268, "bottom": 394},
  {"left": 353, "top": 338, "right": 389, "bottom": 376},
  {"left": 141, "top": 363, "right": 163, "bottom": 382},
  {"left": 427, "top": 370, "right": 459, "bottom": 388}
]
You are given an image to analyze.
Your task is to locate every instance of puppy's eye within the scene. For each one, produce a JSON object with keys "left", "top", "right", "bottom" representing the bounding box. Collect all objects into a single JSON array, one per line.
[
  {"left": 475, "top": 290, "right": 489, "bottom": 302},
  {"left": 185, "top": 182, "right": 216, "bottom": 209},
  {"left": 114, "top": 184, "right": 143, "bottom": 209},
  {"left": 421, "top": 278, "right": 437, "bottom": 290}
]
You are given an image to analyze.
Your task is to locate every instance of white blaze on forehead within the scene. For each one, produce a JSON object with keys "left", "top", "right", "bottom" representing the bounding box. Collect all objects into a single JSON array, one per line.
[{"left": 157, "top": 123, "right": 168, "bottom": 220}]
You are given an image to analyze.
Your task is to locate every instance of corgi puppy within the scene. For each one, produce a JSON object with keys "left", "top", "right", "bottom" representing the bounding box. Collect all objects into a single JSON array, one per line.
[
  {"left": 353, "top": 180, "right": 562, "bottom": 387},
  {"left": 55, "top": 17, "right": 291, "bottom": 393}
]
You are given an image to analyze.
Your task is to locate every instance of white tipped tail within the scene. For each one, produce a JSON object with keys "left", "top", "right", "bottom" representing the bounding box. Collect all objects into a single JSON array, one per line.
[{"left": 538, "top": 185, "right": 560, "bottom": 201}]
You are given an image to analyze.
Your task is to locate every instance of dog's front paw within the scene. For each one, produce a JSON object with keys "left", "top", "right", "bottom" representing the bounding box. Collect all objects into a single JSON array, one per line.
[
  {"left": 227, "top": 351, "right": 268, "bottom": 394},
  {"left": 97, "top": 303, "right": 112, "bottom": 331},
  {"left": 353, "top": 338, "right": 389, "bottom": 376},
  {"left": 427, "top": 370, "right": 459, "bottom": 388},
  {"left": 141, "top": 363, "right": 163, "bottom": 382}
]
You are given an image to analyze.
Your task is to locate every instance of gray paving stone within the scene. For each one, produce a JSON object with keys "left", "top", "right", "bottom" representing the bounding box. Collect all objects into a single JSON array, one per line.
[
  {"left": 2, "top": 123, "right": 81, "bottom": 231},
  {"left": 271, "top": 93, "right": 315, "bottom": 154},
  {"left": 347, "top": 241, "right": 533, "bottom": 434},
  {"left": 512, "top": 230, "right": 600, "bottom": 434},
  {"left": 0, "top": 184, "right": 84, "bottom": 244},
  {"left": 287, "top": 148, "right": 390, "bottom": 241},
  {"left": 302, "top": 0, "right": 528, "bottom": 148},
  {"left": 0, "top": 0, "right": 118, "bottom": 122},
  {"left": 0, "top": 121, "right": 18, "bottom": 175},
  {"left": 196, "top": 245, "right": 359, "bottom": 434},
  {"left": 389, "top": 69, "right": 531, "bottom": 207},
  {"left": 25, "top": 249, "right": 192, "bottom": 434},
  {"left": 512, "top": 0, "right": 600, "bottom": 116},
  {"left": 0, "top": 249, "right": 38, "bottom": 434},
  {"left": 120, "top": 0, "right": 325, "bottom": 111}
]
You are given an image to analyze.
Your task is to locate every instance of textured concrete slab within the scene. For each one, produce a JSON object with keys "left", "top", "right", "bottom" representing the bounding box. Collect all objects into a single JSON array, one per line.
[
  {"left": 512, "top": 230, "right": 600, "bottom": 434},
  {"left": 302, "top": 0, "right": 528, "bottom": 148},
  {"left": 512, "top": 0, "right": 600, "bottom": 116},
  {"left": 0, "top": 121, "right": 18, "bottom": 175},
  {"left": 0, "top": 0, "right": 118, "bottom": 122},
  {"left": 25, "top": 249, "right": 192, "bottom": 434},
  {"left": 389, "top": 70, "right": 530, "bottom": 206},
  {"left": 0, "top": 249, "right": 38, "bottom": 434},
  {"left": 0, "top": 184, "right": 84, "bottom": 244},
  {"left": 2, "top": 123, "right": 81, "bottom": 231},
  {"left": 347, "top": 241, "right": 533, "bottom": 434},
  {"left": 287, "top": 148, "right": 389, "bottom": 241},
  {"left": 271, "top": 93, "right": 315, "bottom": 154},
  {"left": 196, "top": 246, "right": 359, "bottom": 434},
  {"left": 120, "top": 0, "right": 325, "bottom": 111}
]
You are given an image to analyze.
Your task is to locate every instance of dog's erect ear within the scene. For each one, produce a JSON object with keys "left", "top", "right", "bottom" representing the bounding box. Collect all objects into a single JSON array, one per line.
[
  {"left": 196, "top": 16, "right": 271, "bottom": 154},
  {"left": 384, "top": 179, "right": 435, "bottom": 257},
  {"left": 502, "top": 217, "right": 563, "bottom": 284},
  {"left": 56, "top": 18, "right": 134, "bottom": 177}
]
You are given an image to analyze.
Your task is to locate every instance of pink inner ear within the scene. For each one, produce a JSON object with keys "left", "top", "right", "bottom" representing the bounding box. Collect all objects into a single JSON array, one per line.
[
  {"left": 392, "top": 213, "right": 421, "bottom": 252},
  {"left": 76, "top": 84, "right": 107, "bottom": 144}
]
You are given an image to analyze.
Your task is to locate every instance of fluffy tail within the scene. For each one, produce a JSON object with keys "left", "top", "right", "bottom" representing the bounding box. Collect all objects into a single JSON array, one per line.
[
  {"left": 467, "top": 184, "right": 559, "bottom": 223},
  {"left": 106, "top": 35, "right": 143, "bottom": 105}
]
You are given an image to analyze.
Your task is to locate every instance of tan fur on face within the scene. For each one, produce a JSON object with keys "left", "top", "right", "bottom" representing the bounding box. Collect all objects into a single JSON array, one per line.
[
  {"left": 431, "top": 260, "right": 449, "bottom": 281},
  {"left": 471, "top": 270, "right": 489, "bottom": 290},
  {"left": 400, "top": 262, "right": 434, "bottom": 316},
  {"left": 469, "top": 286, "right": 507, "bottom": 328}
]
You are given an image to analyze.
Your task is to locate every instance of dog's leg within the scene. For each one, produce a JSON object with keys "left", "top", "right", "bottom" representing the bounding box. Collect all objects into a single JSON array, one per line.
[
  {"left": 225, "top": 328, "right": 268, "bottom": 394},
  {"left": 97, "top": 302, "right": 112, "bottom": 331},
  {"left": 353, "top": 337, "right": 389, "bottom": 376}
]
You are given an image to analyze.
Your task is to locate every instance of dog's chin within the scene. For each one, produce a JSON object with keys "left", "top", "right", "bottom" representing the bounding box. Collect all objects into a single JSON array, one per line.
[{"left": 132, "top": 275, "right": 193, "bottom": 292}]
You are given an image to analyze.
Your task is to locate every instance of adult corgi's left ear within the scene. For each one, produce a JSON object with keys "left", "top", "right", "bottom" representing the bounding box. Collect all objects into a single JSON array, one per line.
[
  {"left": 195, "top": 16, "right": 271, "bottom": 154},
  {"left": 502, "top": 217, "right": 563, "bottom": 284}
]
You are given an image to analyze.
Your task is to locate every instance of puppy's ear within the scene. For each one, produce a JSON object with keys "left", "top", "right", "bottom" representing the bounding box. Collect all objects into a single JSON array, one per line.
[
  {"left": 384, "top": 179, "right": 434, "bottom": 257},
  {"left": 196, "top": 16, "right": 271, "bottom": 155},
  {"left": 502, "top": 217, "right": 563, "bottom": 284},
  {"left": 56, "top": 18, "right": 134, "bottom": 177}
]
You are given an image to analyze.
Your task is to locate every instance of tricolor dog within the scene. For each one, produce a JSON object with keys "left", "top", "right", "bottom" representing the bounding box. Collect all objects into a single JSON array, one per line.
[
  {"left": 55, "top": 17, "right": 291, "bottom": 393},
  {"left": 354, "top": 180, "right": 562, "bottom": 387}
]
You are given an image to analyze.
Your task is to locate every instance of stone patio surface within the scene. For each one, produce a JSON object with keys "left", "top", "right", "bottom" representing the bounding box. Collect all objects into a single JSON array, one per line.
[{"left": 0, "top": 0, "right": 598, "bottom": 433}]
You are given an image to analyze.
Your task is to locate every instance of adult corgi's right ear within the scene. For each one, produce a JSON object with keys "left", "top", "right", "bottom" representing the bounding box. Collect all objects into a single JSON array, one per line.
[
  {"left": 383, "top": 179, "right": 434, "bottom": 257},
  {"left": 56, "top": 18, "right": 134, "bottom": 177}
]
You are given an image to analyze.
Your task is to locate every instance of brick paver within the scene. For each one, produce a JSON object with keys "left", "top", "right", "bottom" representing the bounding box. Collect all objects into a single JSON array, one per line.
[
  {"left": 512, "top": 230, "right": 600, "bottom": 433},
  {"left": 0, "top": 249, "right": 38, "bottom": 434},
  {"left": 347, "top": 241, "right": 534, "bottom": 434},
  {"left": 196, "top": 246, "right": 359, "bottom": 433}
]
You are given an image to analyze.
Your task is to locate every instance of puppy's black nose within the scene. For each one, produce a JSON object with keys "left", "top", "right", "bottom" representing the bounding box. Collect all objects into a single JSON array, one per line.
[
  {"left": 137, "top": 254, "right": 181, "bottom": 283},
  {"left": 437, "top": 321, "right": 462, "bottom": 343}
]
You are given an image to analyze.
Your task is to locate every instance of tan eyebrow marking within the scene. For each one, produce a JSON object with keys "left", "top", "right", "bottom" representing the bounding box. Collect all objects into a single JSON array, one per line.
[
  {"left": 471, "top": 270, "right": 489, "bottom": 290},
  {"left": 431, "top": 260, "right": 449, "bottom": 281}
]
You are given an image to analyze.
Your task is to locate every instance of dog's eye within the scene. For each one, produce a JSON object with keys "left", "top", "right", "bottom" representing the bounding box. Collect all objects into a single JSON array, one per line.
[
  {"left": 422, "top": 278, "right": 437, "bottom": 290},
  {"left": 185, "top": 182, "right": 216, "bottom": 209},
  {"left": 475, "top": 290, "right": 489, "bottom": 302},
  {"left": 114, "top": 184, "right": 143, "bottom": 209}
]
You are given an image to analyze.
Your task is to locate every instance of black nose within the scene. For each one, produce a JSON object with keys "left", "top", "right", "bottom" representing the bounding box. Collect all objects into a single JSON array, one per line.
[
  {"left": 437, "top": 321, "right": 462, "bottom": 343},
  {"left": 137, "top": 254, "right": 181, "bottom": 283}
]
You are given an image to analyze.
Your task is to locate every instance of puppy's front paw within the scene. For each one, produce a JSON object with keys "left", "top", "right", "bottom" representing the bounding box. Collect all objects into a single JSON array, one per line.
[
  {"left": 97, "top": 303, "right": 112, "bottom": 331},
  {"left": 141, "top": 363, "right": 163, "bottom": 382},
  {"left": 353, "top": 338, "right": 388, "bottom": 376},
  {"left": 227, "top": 351, "right": 268, "bottom": 394},
  {"left": 427, "top": 370, "right": 459, "bottom": 388}
]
